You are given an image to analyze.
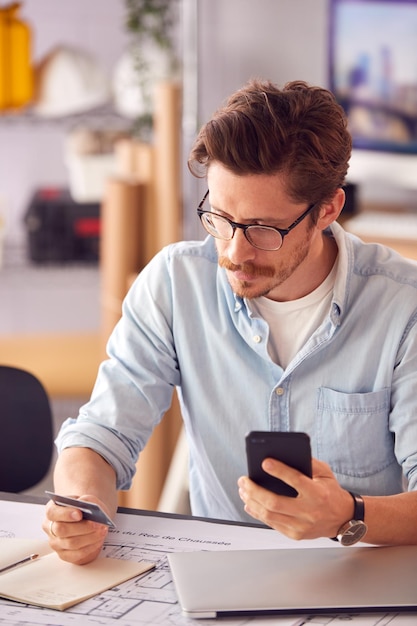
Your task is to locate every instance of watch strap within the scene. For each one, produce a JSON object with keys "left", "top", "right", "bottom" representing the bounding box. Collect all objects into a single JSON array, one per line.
[
  {"left": 330, "top": 491, "right": 365, "bottom": 541},
  {"left": 350, "top": 491, "right": 365, "bottom": 521}
]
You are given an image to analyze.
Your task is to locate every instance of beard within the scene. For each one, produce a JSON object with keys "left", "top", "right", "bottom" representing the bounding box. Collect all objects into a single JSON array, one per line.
[{"left": 218, "top": 233, "right": 313, "bottom": 300}]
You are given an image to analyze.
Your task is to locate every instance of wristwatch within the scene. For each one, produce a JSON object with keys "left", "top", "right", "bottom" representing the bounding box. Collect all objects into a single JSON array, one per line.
[{"left": 332, "top": 492, "right": 368, "bottom": 546}]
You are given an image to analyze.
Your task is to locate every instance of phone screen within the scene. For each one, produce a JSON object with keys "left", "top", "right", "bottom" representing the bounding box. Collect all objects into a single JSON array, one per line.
[{"left": 246, "top": 431, "right": 312, "bottom": 497}]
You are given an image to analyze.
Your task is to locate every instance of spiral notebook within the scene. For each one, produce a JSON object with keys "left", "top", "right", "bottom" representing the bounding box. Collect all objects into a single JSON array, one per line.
[{"left": 168, "top": 544, "right": 417, "bottom": 619}]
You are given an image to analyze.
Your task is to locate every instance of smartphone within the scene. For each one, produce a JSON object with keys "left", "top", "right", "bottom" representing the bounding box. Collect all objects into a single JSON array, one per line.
[
  {"left": 245, "top": 431, "right": 312, "bottom": 497},
  {"left": 45, "top": 491, "right": 116, "bottom": 528}
]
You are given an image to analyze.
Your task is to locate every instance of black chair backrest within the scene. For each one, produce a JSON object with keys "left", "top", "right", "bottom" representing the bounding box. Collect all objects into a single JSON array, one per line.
[{"left": 0, "top": 365, "right": 54, "bottom": 492}]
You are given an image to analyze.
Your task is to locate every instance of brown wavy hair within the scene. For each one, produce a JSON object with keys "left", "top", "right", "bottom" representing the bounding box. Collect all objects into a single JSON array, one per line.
[{"left": 188, "top": 79, "right": 352, "bottom": 207}]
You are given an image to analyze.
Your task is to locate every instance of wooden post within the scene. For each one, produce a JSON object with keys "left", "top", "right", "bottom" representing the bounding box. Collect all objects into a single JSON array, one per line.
[
  {"left": 101, "top": 81, "right": 184, "bottom": 510},
  {"left": 100, "top": 178, "right": 144, "bottom": 348},
  {"left": 153, "top": 81, "right": 182, "bottom": 251}
]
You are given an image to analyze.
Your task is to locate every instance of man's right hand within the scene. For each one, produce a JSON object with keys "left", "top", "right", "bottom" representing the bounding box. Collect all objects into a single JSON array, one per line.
[
  {"left": 43, "top": 494, "right": 110, "bottom": 564},
  {"left": 44, "top": 447, "right": 118, "bottom": 564}
]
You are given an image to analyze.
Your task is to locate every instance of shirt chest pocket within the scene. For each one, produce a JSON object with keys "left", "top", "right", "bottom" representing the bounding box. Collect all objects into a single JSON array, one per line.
[{"left": 316, "top": 386, "right": 394, "bottom": 478}]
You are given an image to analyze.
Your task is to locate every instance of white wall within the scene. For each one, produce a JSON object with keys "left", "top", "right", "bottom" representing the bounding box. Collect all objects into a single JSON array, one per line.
[{"left": 197, "top": 0, "right": 329, "bottom": 125}]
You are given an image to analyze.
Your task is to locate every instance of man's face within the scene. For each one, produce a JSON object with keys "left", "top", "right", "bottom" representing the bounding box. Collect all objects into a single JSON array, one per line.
[{"left": 206, "top": 163, "right": 323, "bottom": 302}]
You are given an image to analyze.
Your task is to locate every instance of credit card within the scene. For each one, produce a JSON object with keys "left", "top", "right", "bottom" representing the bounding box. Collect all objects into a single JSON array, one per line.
[{"left": 45, "top": 491, "right": 116, "bottom": 528}]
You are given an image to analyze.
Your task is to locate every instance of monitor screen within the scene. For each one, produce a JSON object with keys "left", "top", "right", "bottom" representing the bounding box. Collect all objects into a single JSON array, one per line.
[{"left": 329, "top": 0, "right": 417, "bottom": 155}]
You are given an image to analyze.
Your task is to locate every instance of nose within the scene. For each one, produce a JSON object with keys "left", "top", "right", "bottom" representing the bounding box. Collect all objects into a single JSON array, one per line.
[{"left": 225, "top": 226, "right": 257, "bottom": 265}]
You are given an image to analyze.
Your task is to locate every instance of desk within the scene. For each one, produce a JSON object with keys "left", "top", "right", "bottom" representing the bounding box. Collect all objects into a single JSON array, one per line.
[
  {"left": 0, "top": 493, "right": 415, "bottom": 625},
  {"left": 0, "top": 332, "right": 101, "bottom": 397},
  {"left": 344, "top": 211, "right": 417, "bottom": 261}
]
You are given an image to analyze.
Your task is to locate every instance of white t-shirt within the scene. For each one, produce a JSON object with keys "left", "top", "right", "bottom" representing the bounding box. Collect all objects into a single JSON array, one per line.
[{"left": 249, "top": 260, "right": 338, "bottom": 369}]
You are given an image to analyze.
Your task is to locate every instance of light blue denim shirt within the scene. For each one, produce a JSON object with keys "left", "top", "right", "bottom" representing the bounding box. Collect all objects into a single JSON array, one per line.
[{"left": 57, "top": 222, "right": 417, "bottom": 524}]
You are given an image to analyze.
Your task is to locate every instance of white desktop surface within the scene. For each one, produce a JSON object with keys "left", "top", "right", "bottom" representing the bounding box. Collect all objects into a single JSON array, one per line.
[{"left": 0, "top": 493, "right": 415, "bottom": 625}]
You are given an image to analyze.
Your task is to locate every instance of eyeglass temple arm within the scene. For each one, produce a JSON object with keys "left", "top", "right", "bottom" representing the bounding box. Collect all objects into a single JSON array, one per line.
[
  {"left": 198, "top": 190, "right": 210, "bottom": 209},
  {"left": 285, "top": 202, "right": 318, "bottom": 233}
]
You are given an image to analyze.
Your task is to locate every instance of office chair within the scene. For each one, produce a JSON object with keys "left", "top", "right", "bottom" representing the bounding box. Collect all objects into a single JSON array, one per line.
[{"left": 0, "top": 365, "right": 54, "bottom": 492}]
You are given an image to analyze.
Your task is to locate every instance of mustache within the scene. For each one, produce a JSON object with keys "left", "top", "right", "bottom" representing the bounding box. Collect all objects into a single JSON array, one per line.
[{"left": 218, "top": 256, "right": 276, "bottom": 278}]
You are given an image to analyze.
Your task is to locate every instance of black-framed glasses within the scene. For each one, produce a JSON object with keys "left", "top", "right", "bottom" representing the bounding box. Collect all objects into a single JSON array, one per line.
[{"left": 197, "top": 190, "right": 318, "bottom": 251}]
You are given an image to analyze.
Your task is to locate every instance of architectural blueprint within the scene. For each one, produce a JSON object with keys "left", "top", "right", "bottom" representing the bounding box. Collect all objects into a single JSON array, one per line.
[{"left": 0, "top": 498, "right": 415, "bottom": 625}]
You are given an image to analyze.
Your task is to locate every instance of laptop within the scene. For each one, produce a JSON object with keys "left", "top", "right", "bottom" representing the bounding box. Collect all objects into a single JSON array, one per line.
[{"left": 168, "top": 545, "right": 417, "bottom": 619}]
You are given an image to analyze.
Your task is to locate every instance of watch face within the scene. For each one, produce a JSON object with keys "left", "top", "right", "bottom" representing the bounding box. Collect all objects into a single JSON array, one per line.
[{"left": 338, "top": 520, "right": 368, "bottom": 546}]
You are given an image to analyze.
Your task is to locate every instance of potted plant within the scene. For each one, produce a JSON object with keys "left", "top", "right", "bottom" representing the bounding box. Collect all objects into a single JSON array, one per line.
[{"left": 113, "top": 0, "right": 180, "bottom": 139}]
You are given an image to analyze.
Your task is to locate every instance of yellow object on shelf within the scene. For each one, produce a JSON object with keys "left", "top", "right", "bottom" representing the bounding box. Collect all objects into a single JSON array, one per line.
[{"left": 0, "top": 2, "right": 33, "bottom": 110}]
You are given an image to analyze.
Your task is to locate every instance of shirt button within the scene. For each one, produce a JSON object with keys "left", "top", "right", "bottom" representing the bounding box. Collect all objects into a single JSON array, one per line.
[
  {"left": 253, "top": 335, "right": 262, "bottom": 343},
  {"left": 275, "top": 387, "right": 284, "bottom": 396}
]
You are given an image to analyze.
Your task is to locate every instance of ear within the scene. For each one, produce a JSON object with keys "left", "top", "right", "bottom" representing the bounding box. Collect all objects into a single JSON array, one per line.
[{"left": 316, "top": 188, "right": 345, "bottom": 231}]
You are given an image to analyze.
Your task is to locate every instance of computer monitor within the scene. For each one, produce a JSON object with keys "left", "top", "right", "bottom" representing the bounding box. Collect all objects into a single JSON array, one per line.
[{"left": 328, "top": 0, "right": 417, "bottom": 189}]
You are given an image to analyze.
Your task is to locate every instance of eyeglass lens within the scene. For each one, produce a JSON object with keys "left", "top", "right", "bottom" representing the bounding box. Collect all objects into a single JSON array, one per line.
[{"left": 200, "top": 212, "right": 283, "bottom": 251}]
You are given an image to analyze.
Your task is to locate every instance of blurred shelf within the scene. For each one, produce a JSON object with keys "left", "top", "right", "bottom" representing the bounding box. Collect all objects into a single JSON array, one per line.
[{"left": 0, "top": 102, "right": 134, "bottom": 131}]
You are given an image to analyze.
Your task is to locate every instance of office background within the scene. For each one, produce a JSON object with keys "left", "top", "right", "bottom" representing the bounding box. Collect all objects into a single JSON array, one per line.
[{"left": 2, "top": 0, "right": 415, "bottom": 252}]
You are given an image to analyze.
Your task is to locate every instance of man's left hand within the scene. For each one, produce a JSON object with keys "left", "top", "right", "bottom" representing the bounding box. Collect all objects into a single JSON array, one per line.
[{"left": 238, "top": 457, "right": 353, "bottom": 540}]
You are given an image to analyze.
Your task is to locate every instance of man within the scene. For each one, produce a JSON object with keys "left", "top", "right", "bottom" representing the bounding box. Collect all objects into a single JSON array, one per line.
[{"left": 44, "top": 79, "right": 417, "bottom": 564}]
